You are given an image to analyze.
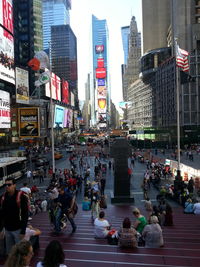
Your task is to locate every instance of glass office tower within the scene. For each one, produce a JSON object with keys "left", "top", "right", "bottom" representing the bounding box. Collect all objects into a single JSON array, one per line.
[
  {"left": 121, "top": 26, "right": 130, "bottom": 65},
  {"left": 92, "top": 15, "right": 110, "bottom": 127},
  {"left": 42, "top": 0, "right": 71, "bottom": 50}
]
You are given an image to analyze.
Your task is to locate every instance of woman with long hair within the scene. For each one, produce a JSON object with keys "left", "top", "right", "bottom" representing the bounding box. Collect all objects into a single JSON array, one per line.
[
  {"left": 118, "top": 217, "right": 137, "bottom": 248},
  {"left": 36, "top": 240, "right": 67, "bottom": 267},
  {"left": 5, "top": 240, "right": 33, "bottom": 267}
]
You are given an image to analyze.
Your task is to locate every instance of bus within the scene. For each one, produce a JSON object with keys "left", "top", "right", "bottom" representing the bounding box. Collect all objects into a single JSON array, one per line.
[{"left": 0, "top": 157, "right": 27, "bottom": 187}]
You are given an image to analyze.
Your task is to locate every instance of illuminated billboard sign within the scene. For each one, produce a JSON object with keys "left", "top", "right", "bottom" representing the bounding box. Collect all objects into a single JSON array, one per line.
[
  {"left": 0, "top": 90, "right": 10, "bottom": 128},
  {"left": 0, "top": 0, "right": 13, "bottom": 35},
  {"left": 0, "top": 26, "right": 15, "bottom": 84},
  {"left": 97, "top": 86, "right": 106, "bottom": 98},
  {"left": 16, "top": 67, "right": 29, "bottom": 104},
  {"left": 62, "top": 80, "right": 69, "bottom": 104},
  {"left": 95, "top": 45, "right": 104, "bottom": 54},
  {"left": 97, "top": 79, "right": 105, "bottom": 86},
  {"left": 18, "top": 108, "right": 40, "bottom": 138},
  {"left": 54, "top": 105, "right": 64, "bottom": 128},
  {"left": 96, "top": 67, "right": 106, "bottom": 79},
  {"left": 67, "top": 109, "right": 73, "bottom": 128},
  {"left": 97, "top": 58, "right": 104, "bottom": 68},
  {"left": 63, "top": 108, "right": 68, "bottom": 128},
  {"left": 45, "top": 72, "right": 61, "bottom": 101},
  {"left": 98, "top": 99, "right": 106, "bottom": 113},
  {"left": 98, "top": 113, "right": 106, "bottom": 123}
]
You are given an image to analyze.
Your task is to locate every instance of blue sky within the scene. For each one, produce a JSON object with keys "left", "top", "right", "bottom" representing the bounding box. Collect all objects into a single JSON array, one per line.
[{"left": 70, "top": 0, "right": 142, "bottom": 107}]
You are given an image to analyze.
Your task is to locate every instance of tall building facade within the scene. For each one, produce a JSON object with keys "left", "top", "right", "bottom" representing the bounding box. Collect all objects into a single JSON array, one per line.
[
  {"left": 42, "top": 0, "right": 71, "bottom": 50},
  {"left": 91, "top": 15, "right": 110, "bottom": 128},
  {"left": 51, "top": 24, "right": 78, "bottom": 109},
  {"left": 128, "top": 0, "right": 200, "bottom": 144},
  {"left": 121, "top": 26, "right": 130, "bottom": 65},
  {"left": 13, "top": 0, "right": 43, "bottom": 94}
]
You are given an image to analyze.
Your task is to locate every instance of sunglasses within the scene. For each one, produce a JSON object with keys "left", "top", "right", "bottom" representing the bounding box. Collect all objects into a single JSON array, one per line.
[{"left": 6, "top": 183, "right": 13, "bottom": 187}]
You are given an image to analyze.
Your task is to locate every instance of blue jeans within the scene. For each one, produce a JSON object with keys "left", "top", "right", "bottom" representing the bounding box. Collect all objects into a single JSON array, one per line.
[
  {"left": 54, "top": 207, "right": 76, "bottom": 233},
  {"left": 5, "top": 229, "right": 21, "bottom": 254}
]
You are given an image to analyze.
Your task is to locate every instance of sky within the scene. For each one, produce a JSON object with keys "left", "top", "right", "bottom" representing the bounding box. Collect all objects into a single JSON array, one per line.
[{"left": 70, "top": 0, "right": 142, "bottom": 108}]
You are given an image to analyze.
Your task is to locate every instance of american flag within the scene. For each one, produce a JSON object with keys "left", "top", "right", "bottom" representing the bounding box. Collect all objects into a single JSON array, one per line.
[{"left": 176, "top": 44, "right": 189, "bottom": 72}]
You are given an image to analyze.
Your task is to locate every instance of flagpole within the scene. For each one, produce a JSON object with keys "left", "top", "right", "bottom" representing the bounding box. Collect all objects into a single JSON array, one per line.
[{"left": 176, "top": 62, "right": 181, "bottom": 176}]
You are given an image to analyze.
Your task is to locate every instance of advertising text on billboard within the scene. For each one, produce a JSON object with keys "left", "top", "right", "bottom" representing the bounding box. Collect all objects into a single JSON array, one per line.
[
  {"left": 96, "top": 67, "right": 106, "bottom": 79},
  {"left": 0, "top": 90, "right": 10, "bottom": 128},
  {"left": 45, "top": 72, "right": 61, "bottom": 101},
  {"left": 16, "top": 67, "right": 29, "bottom": 104},
  {"left": 18, "top": 108, "right": 40, "bottom": 138},
  {"left": 97, "top": 79, "right": 105, "bottom": 86},
  {"left": 97, "top": 86, "right": 106, "bottom": 98}
]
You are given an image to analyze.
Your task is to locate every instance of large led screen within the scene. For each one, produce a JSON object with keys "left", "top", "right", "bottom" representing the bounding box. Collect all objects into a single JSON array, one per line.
[
  {"left": 54, "top": 105, "right": 64, "bottom": 128},
  {"left": 16, "top": 67, "right": 29, "bottom": 104},
  {"left": 0, "top": 90, "right": 10, "bottom": 128},
  {"left": 45, "top": 72, "right": 61, "bottom": 101},
  {"left": 0, "top": 0, "right": 13, "bottom": 34},
  {"left": 62, "top": 80, "right": 69, "bottom": 104}
]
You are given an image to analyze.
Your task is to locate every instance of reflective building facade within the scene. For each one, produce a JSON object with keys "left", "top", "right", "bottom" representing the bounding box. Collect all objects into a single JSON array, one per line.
[{"left": 42, "top": 0, "right": 71, "bottom": 50}]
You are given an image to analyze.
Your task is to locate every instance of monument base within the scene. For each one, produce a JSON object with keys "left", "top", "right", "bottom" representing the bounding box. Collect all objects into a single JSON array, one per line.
[{"left": 111, "top": 192, "right": 134, "bottom": 204}]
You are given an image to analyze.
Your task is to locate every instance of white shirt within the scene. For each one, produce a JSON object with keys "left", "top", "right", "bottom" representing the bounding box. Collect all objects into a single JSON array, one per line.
[
  {"left": 20, "top": 187, "right": 31, "bottom": 195},
  {"left": 94, "top": 218, "right": 109, "bottom": 238},
  {"left": 36, "top": 262, "right": 67, "bottom": 267},
  {"left": 24, "top": 228, "right": 36, "bottom": 241},
  {"left": 193, "top": 203, "right": 200, "bottom": 214}
]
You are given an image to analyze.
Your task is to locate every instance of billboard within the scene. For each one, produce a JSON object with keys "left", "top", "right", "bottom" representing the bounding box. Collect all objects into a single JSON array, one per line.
[
  {"left": 18, "top": 108, "right": 40, "bottom": 138},
  {"left": 97, "top": 86, "right": 106, "bottom": 98},
  {"left": 16, "top": 67, "right": 29, "bottom": 104},
  {"left": 97, "top": 79, "right": 105, "bottom": 86},
  {"left": 54, "top": 105, "right": 64, "bottom": 128},
  {"left": 95, "top": 45, "right": 104, "bottom": 54},
  {"left": 62, "top": 80, "right": 69, "bottom": 104},
  {"left": 0, "top": 90, "right": 10, "bottom": 128},
  {"left": 0, "top": 0, "right": 13, "bottom": 35},
  {"left": 63, "top": 108, "right": 68, "bottom": 128},
  {"left": 67, "top": 109, "right": 73, "bottom": 128},
  {"left": 45, "top": 72, "right": 61, "bottom": 101},
  {"left": 97, "top": 58, "right": 104, "bottom": 68},
  {"left": 0, "top": 26, "right": 15, "bottom": 84},
  {"left": 96, "top": 67, "right": 106, "bottom": 79},
  {"left": 98, "top": 113, "right": 106, "bottom": 123},
  {"left": 71, "top": 92, "right": 75, "bottom": 106}
]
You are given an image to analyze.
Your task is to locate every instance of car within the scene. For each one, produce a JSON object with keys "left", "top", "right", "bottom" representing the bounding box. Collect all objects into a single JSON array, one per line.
[
  {"left": 54, "top": 152, "right": 63, "bottom": 159},
  {"left": 35, "top": 158, "right": 49, "bottom": 167},
  {"left": 66, "top": 145, "right": 75, "bottom": 153}
]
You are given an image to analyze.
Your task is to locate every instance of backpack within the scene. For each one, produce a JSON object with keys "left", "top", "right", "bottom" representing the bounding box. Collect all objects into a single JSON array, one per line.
[{"left": 1, "top": 190, "right": 30, "bottom": 220}]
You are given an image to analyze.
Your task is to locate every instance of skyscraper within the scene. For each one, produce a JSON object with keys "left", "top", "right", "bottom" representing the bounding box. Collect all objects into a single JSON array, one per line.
[
  {"left": 51, "top": 24, "right": 78, "bottom": 108},
  {"left": 121, "top": 26, "right": 130, "bottom": 65},
  {"left": 42, "top": 0, "right": 71, "bottom": 50},
  {"left": 92, "top": 15, "right": 110, "bottom": 127}
]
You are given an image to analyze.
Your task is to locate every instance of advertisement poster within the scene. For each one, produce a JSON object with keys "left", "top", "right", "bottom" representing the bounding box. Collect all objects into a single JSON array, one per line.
[
  {"left": 63, "top": 108, "right": 68, "bottom": 128},
  {"left": 16, "top": 67, "right": 29, "bottom": 104},
  {"left": 45, "top": 72, "right": 61, "bottom": 101},
  {"left": 0, "top": 90, "right": 10, "bottom": 128},
  {"left": 97, "top": 86, "right": 106, "bottom": 98},
  {"left": 98, "top": 113, "right": 107, "bottom": 123},
  {"left": 95, "top": 45, "right": 104, "bottom": 54},
  {"left": 0, "top": 0, "right": 13, "bottom": 34},
  {"left": 70, "top": 92, "right": 75, "bottom": 106},
  {"left": 18, "top": 108, "right": 40, "bottom": 138},
  {"left": 0, "top": 26, "right": 15, "bottom": 84},
  {"left": 67, "top": 109, "right": 73, "bottom": 128},
  {"left": 96, "top": 67, "right": 106, "bottom": 79},
  {"left": 97, "top": 79, "right": 105, "bottom": 86},
  {"left": 62, "top": 80, "right": 69, "bottom": 104},
  {"left": 54, "top": 105, "right": 64, "bottom": 128}
]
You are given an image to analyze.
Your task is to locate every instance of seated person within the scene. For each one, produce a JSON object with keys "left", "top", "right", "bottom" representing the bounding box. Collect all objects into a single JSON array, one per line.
[
  {"left": 184, "top": 198, "right": 194, "bottom": 214},
  {"left": 118, "top": 217, "right": 137, "bottom": 248},
  {"left": 142, "top": 216, "right": 164, "bottom": 248},
  {"left": 133, "top": 208, "right": 147, "bottom": 234},
  {"left": 24, "top": 223, "right": 42, "bottom": 251},
  {"left": 94, "top": 211, "right": 110, "bottom": 238},
  {"left": 82, "top": 197, "right": 91, "bottom": 211},
  {"left": 193, "top": 200, "right": 200, "bottom": 215}
]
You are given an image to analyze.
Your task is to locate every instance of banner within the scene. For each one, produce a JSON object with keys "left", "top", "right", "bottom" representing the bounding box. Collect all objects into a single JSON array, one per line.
[
  {"left": 97, "top": 86, "right": 106, "bottom": 98},
  {"left": 18, "top": 108, "right": 40, "bottom": 138},
  {"left": 0, "top": 90, "right": 10, "bottom": 128},
  {"left": 62, "top": 80, "right": 69, "bottom": 104},
  {"left": 16, "top": 67, "right": 29, "bottom": 104},
  {"left": 63, "top": 108, "right": 68, "bottom": 127},
  {"left": 67, "top": 109, "right": 73, "bottom": 128},
  {"left": 45, "top": 72, "right": 61, "bottom": 101}
]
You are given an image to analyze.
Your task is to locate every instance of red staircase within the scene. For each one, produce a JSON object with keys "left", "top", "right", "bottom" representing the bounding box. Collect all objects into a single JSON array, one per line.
[{"left": 22, "top": 205, "right": 200, "bottom": 266}]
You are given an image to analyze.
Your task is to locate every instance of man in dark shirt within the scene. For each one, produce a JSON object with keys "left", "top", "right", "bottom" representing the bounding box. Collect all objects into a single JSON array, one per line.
[
  {"left": 0, "top": 177, "right": 29, "bottom": 254},
  {"left": 54, "top": 186, "right": 77, "bottom": 234}
]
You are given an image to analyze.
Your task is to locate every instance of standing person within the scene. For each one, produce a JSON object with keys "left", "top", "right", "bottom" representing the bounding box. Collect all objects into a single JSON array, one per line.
[
  {"left": 4, "top": 240, "right": 33, "bottom": 267},
  {"left": 36, "top": 240, "right": 67, "bottom": 267},
  {"left": 100, "top": 176, "right": 106, "bottom": 196},
  {"left": 0, "top": 178, "right": 29, "bottom": 254},
  {"left": 54, "top": 186, "right": 77, "bottom": 234},
  {"left": 187, "top": 177, "right": 194, "bottom": 194},
  {"left": 91, "top": 189, "right": 100, "bottom": 220},
  {"left": 26, "top": 170, "right": 32, "bottom": 184}
]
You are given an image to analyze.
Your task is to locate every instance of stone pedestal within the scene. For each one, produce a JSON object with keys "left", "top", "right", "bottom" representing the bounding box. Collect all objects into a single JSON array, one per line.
[{"left": 110, "top": 137, "right": 134, "bottom": 204}]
